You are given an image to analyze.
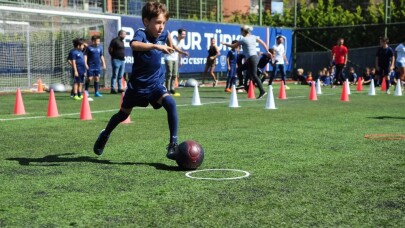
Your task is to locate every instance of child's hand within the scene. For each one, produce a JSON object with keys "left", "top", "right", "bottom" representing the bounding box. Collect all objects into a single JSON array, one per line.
[{"left": 159, "top": 45, "right": 174, "bottom": 54}]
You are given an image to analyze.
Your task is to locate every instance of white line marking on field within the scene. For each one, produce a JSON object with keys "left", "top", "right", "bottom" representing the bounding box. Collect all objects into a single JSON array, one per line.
[{"left": 185, "top": 169, "right": 250, "bottom": 180}]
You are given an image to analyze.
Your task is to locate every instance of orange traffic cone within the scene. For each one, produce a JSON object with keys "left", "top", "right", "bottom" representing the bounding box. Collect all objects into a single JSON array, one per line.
[
  {"left": 122, "top": 77, "right": 127, "bottom": 90},
  {"left": 14, "top": 88, "right": 26, "bottom": 115},
  {"left": 37, "top": 79, "right": 44, "bottom": 93},
  {"left": 380, "top": 77, "right": 387, "bottom": 91},
  {"left": 340, "top": 81, "right": 349, "bottom": 102},
  {"left": 356, "top": 77, "right": 363, "bottom": 91},
  {"left": 309, "top": 82, "right": 317, "bottom": 101},
  {"left": 278, "top": 81, "right": 287, "bottom": 99},
  {"left": 47, "top": 89, "right": 59, "bottom": 118},
  {"left": 247, "top": 80, "right": 255, "bottom": 99},
  {"left": 80, "top": 91, "right": 92, "bottom": 120},
  {"left": 120, "top": 92, "right": 131, "bottom": 124}
]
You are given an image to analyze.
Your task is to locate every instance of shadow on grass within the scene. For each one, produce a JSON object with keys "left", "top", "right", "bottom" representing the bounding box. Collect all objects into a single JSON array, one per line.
[
  {"left": 368, "top": 116, "right": 405, "bottom": 120},
  {"left": 5, "top": 153, "right": 182, "bottom": 171}
]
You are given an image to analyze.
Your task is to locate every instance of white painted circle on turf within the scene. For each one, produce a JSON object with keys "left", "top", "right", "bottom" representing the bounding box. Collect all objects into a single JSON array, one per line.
[{"left": 185, "top": 169, "right": 250, "bottom": 180}]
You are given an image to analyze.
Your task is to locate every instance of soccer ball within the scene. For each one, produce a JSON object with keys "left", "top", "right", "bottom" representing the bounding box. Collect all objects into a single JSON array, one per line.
[
  {"left": 185, "top": 78, "right": 198, "bottom": 87},
  {"left": 48, "top": 83, "right": 66, "bottom": 92},
  {"left": 176, "top": 140, "right": 204, "bottom": 170}
]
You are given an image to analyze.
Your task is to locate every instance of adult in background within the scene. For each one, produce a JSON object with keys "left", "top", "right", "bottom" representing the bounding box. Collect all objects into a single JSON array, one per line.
[
  {"left": 269, "top": 36, "right": 289, "bottom": 90},
  {"left": 109, "top": 30, "right": 127, "bottom": 94},
  {"left": 376, "top": 37, "right": 395, "bottom": 94},
  {"left": 394, "top": 36, "right": 405, "bottom": 83},
  {"left": 331, "top": 38, "right": 348, "bottom": 88},
  {"left": 164, "top": 28, "right": 189, "bottom": 96},
  {"left": 202, "top": 38, "right": 220, "bottom": 87},
  {"left": 221, "top": 25, "right": 269, "bottom": 99}
]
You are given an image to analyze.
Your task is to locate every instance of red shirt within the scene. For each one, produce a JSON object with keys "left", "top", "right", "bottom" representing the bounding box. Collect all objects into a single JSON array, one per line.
[{"left": 332, "top": 45, "right": 348, "bottom": 65}]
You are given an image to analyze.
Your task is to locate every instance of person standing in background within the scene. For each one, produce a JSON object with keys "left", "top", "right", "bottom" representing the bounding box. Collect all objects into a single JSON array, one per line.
[
  {"left": 269, "top": 36, "right": 289, "bottom": 90},
  {"left": 109, "top": 30, "right": 127, "bottom": 94},
  {"left": 202, "top": 38, "right": 220, "bottom": 87},
  {"left": 376, "top": 37, "right": 395, "bottom": 94},
  {"left": 85, "top": 35, "right": 106, "bottom": 97},
  {"left": 394, "top": 36, "right": 405, "bottom": 83},
  {"left": 164, "top": 28, "right": 189, "bottom": 96},
  {"left": 331, "top": 38, "right": 348, "bottom": 88}
]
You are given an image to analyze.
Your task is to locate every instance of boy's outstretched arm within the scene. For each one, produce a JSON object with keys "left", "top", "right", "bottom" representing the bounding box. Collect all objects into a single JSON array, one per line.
[{"left": 131, "top": 41, "right": 174, "bottom": 54}]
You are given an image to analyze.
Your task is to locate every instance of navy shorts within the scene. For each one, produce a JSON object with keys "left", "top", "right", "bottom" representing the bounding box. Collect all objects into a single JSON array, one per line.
[
  {"left": 88, "top": 69, "right": 101, "bottom": 77},
  {"left": 73, "top": 73, "right": 85, "bottom": 83},
  {"left": 122, "top": 84, "right": 168, "bottom": 110},
  {"left": 378, "top": 66, "right": 390, "bottom": 76}
]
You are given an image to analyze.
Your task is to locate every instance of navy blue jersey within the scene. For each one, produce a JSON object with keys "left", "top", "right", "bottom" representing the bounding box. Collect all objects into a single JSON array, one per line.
[
  {"left": 85, "top": 45, "right": 104, "bottom": 70},
  {"left": 67, "top": 49, "right": 74, "bottom": 62},
  {"left": 227, "top": 49, "right": 237, "bottom": 67},
  {"left": 237, "top": 53, "right": 246, "bottom": 66},
  {"left": 257, "top": 53, "right": 271, "bottom": 69},
  {"left": 71, "top": 49, "right": 86, "bottom": 75},
  {"left": 129, "top": 28, "right": 168, "bottom": 93},
  {"left": 376, "top": 47, "right": 394, "bottom": 67}
]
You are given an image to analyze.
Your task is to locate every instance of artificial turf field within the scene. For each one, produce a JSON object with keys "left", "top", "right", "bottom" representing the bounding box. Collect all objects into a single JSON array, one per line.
[{"left": 0, "top": 83, "right": 404, "bottom": 227}]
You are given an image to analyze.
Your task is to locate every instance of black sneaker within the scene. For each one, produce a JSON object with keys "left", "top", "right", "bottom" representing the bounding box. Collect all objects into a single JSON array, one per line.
[
  {"left": 257, "top": 92, "right": 267, "bottom": 99},
  {"left": 93, "top": 129, "right": 109, "bottom": 155},
  {"left": 110, "top": 90, "right": 117, "bottom": 94},
  {"left": 166, "top": 142, "right": 178, "bottom": 160},
  {"left": 117, "top": 89, "right": 125, "bottom": 93}
]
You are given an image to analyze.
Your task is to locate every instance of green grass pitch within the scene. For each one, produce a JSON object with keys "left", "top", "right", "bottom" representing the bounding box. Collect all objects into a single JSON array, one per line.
[{"left": 0, "top": 83, "right": 404, "bottom": 227}]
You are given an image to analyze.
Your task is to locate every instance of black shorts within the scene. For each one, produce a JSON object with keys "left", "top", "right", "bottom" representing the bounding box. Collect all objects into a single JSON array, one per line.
[
  {"left": 122, "top": 84, "right": 168, "bottom": 110},
  {"left": 378, "top": 66, "right": 390, "bottom": 77}
]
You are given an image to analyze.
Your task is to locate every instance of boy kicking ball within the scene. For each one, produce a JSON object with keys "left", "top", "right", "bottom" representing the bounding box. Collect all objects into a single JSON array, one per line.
[{"left": 93, "top": 1, "right": 179, "bottom": 160}]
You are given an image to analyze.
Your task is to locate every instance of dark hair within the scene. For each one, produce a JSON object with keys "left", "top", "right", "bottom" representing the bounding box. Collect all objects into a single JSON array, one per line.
[
  {"left": 118, "top": 30, "right": 126, "bottom": 36},
  {"left": 276, "top": 36, "right": 283, "bottom": 40},
  {"left": 142, "top": 1, "right": 169, "bottom": 23},
  {"left": 91, "top": 35, "right": 101, "bottom": 41},
  {"left": 73, "top": 38, "right": 84, "bottom": 47},
  {"left": 177, "top": 28, "right": 186, "bottom": 35},
  {"left": 268, "top": 48, "right": 275, "bottom": 53},
  {"left": 380, "top": 37, "right": 389, "bottom": 43},
  {"left": 231, "top": 40, "right": 238, "bottom": 44}
]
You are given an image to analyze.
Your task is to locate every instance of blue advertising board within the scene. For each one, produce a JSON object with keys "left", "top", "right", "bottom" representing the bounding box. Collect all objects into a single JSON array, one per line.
[{"left": 120, "top": 15, "right": 292, "bottom": 74}]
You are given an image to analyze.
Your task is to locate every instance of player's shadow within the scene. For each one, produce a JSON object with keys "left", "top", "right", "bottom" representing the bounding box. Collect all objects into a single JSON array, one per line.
[
  {"left": 6, "top": 153, "right": 181, "bottom": 171},
  {"left": 368, "top": 116, "right": 405, "bottom": 120}
]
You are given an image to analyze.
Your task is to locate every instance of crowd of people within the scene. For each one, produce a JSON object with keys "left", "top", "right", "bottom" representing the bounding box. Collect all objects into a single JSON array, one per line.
[{"left": 294, "top": 36, "right": 405, "bottom": 93}]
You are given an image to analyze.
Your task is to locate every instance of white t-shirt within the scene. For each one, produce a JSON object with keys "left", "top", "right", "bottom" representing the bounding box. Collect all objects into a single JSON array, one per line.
[
  {"left": 164, "top": 37, "right": 184, "bottom": 61},
  {"left": 395, "top": 43, "right": 405, "bottom": 65},
  {"left": 273, "top": 43, "right": 285, "bottom": 64}
]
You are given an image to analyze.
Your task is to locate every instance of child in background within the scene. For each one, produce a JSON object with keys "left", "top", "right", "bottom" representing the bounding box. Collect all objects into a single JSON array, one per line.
[
  {"left": 370, "top": 67, "right": 377, "bottom": 85},
  {"left": 321, "top": 68, "right": 331, "bottom": 86},
  {"left": 85, "top": 35, "right": 106, "bottom": 97},
  {"left": 224, "top": 40, "right": 239, "bottom": 92},
  {"left": 258, "top": 48, "right": 276, "bottom": 83},
  {"left": 347, "top": 67, "right": 358, "bottom": 85},
  {"left": 306, "top": 71, "right": 313, "bottom": 86},
  {"left": 70, "top": 38, "right": 86, "bottom": 100},
  {"left": 361, "top": 67, "right": 372, "bottom": 85},
  {"left": 296, "top": 68, "right": 306, "bottom": 85}
]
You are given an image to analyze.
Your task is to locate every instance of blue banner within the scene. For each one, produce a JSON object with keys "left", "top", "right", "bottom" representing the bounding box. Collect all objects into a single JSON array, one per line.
[{"left": 120, "top": 16, "right": 292, "bottom": 73}]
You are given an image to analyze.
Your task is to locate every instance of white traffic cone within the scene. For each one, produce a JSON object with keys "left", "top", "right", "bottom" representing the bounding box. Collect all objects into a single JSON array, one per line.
[
  {"left": 265, "top": 85, "right": 277, "bottom": 110},
  {"left": 368, "top": 79, "right": 376, "bottom": 96},
  {"left": 345, "top": 78, "right": 351, "bottom": 95},
  {"left": 316, "top": 78, "right": 322, "bottom": 95},
  {"left": 192, "top": 84, "right": 202, "bottom": 106},
  {"left": 229, "top": 85, "right": 240, "bottom": 108},
  {"left": 394, "top": 79, "right": 402, "bottom": 96}
]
